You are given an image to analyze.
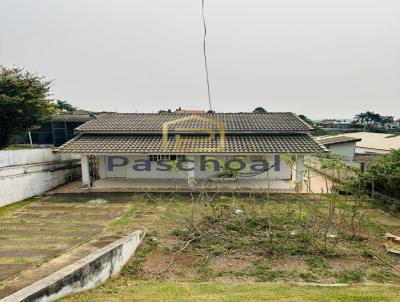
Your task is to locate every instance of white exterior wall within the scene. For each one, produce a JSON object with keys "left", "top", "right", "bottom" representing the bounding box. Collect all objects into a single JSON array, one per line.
[
  {"left": 98, "top": 154, "right": 292, "bottom": 180},
  {"left": 327, "top": 142, "right": 356, "bottom": 160},
  {"left": 0, "top": 149, "right": 81, "bottom": 207},
  {"left": 0, "top": 148, "right": 79, "bottom": 167},
  {"left": 99, "top": 155, "right": 187, "bottom": 179}
]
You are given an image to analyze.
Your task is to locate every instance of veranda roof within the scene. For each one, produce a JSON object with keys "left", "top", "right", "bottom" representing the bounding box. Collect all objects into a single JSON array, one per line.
[{"left": 57, "top": 133, "right": 327, "bottom": 154}]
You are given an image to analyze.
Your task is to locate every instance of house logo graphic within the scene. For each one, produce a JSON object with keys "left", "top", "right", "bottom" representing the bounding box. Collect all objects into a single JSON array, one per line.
[{"left": 162, "top": 115, "right": 225, "bottom": 152}]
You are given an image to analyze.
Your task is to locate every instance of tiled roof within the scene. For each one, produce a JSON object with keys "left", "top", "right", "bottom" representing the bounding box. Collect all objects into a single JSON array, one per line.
[
  {"left": 57, "top": 134, "right": 327, "bottom": 154},
  {"left": 52, "top": 111, "right": 93, "bottom": 122},
  {"left": 317, "top": 136, "right": 362, "bottom": 146},
  {"left": 75, "top": 112, "right": 312, "bottom": 134}
]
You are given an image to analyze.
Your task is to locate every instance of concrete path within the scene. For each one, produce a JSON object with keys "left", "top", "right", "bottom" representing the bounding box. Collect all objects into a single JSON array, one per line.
[{"left": 0, "top": 194, "right": 134, "bottom": 298}]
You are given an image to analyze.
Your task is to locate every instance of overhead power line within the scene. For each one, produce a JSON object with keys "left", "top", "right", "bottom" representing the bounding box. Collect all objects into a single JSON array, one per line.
[{"left": 202, "top": 0, "right": 212, "bottom": 111}]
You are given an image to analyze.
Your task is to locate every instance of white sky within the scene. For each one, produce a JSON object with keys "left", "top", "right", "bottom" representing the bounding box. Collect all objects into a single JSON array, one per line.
[{"left": 0, "top": 0, "right": 399, "bottom": 119}]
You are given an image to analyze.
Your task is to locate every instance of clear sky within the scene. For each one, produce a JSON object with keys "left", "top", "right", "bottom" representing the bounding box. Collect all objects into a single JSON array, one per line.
[{"left": 1, "top": 0, "right": 399, "bottom": 119}]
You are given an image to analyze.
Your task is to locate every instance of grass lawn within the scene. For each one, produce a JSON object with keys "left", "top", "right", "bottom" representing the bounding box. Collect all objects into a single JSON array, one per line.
[
  {"left": 62, "top": 281, "right": 400, "bottom": 302},
  {"left": 60, "top": 193, "right": 400, "bottom": 301}
]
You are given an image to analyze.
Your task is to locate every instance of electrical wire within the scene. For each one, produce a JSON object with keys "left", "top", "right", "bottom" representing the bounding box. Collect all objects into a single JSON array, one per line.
[{"left": 202, "top": 0, "right": 212, "bottom": 111}]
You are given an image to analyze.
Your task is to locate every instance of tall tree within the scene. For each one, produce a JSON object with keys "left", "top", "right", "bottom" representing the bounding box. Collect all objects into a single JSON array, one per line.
[
  {"left": 364, "top": 111, "right": 375, "bottom": 125},
  {"left": 380, "top": 116, "right": 394, "bottom": 127},
  {"left": 354, "top": 112, "right": 367, "bottom": 124},
  {"left": 372, "top": 113, "right": 382, "bottom": 125},
  {"left": 56, "top": 100, "right": 76, "bottom": 113},
  {"left": 0, "top": 66, "right": 57, "bottom": 147}
]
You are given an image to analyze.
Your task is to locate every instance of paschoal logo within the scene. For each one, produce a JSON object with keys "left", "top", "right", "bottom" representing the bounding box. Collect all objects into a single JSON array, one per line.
[
  {"left": 162, "top": 115, "right": 225, "bottom": 152},
  {"left": 107, "top": 115, "right": 281, "bottom": 177}
]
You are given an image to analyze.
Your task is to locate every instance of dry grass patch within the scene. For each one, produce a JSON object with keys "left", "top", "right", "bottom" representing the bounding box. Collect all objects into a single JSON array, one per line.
[{"left": 0, "top": 194, "right": 135, "bottom": 288}]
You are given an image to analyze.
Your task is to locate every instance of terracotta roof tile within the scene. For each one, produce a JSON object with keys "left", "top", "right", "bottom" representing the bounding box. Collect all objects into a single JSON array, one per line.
[
  {"left": 52, "top": 111, "right": 93, "bottom": 122},
  {"left": 75, "top": 112, "right": 312, "bottom": 134},
  {"left": 317, "top": 136, "right": 362, "bottom": 146},
  {"left": 57, "top": 134, "right": 326, "bottom": 154}
]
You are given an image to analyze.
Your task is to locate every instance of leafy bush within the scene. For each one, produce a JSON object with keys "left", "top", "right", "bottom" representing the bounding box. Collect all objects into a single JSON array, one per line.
[
  {"left": 365, "top": 149, "right": 400, "bottom": 199},
  {"left": 369, "top": 270, "right": 400, "bottom": 283}
]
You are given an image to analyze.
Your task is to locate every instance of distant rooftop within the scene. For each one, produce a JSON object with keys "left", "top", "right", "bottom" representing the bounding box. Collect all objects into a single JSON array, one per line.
[
  {"left": 52, "top": 110, "right": 94, "bottom": 123},
  {"left": 317, "top": 135, "right": 361, "bottom": 146},
  {"left": 340, "top": 132, "right": 400, "bottom": 153}
]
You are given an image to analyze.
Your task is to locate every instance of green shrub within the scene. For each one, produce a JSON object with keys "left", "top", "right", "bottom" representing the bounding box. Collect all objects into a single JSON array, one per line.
[
  {"left": 304, "top": 257, "right": 327, "bottom": 269},
  {"left": 369, "top": 270, "right": 400, "bottom": 283},
  {"left": 335, "top": 269, "right": 365, "bottom": 283},
  {"left": 365, "top": 149, "right": 400, "bottom": 199}
]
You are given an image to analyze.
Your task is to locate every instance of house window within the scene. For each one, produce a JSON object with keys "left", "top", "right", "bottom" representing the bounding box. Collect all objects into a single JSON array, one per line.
[
  {"left": 148, "top": 155, "right": 158, "bottom": 162},
  {"left": 147, "top": 154, "right": 186, "bottom": 162},
  {"left": 159, "top": 155, "right": 170, "bottom": 161}
]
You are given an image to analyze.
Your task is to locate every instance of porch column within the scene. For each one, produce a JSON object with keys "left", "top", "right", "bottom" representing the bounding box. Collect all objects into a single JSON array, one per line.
[
  {"left": 295, "top": 155, "right": 304, "bottom": 191},
  {"left": 81, "top": 155, "right": 91, "bottom": 187},
  {"left": 187, "top": 155, "right": 195, "bottom": 187}
]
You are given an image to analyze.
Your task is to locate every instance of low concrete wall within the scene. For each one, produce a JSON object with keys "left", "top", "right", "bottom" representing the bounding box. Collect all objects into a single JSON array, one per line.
[
  {"left": 0, "top": 148, "right": 79, "bottom": 168},
  {"left": 1, "top": 230, "right": 146, "bottom": 302},
  {"left": 0, "top": 149, "right": 81, "bottom": 207}
]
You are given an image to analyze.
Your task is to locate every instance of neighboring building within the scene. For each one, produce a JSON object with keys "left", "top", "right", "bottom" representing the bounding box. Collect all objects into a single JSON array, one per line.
[
  {"left": 317, "top": 136, "right": 361, "bottom": 161},
  {"left": 18, "top": 110, "right": 94, "bottom": 147},
  {"left": 316, "top": 119, "right": 354, "bottom": 129},
  {"left": 335, "top": 122, "right": 353, "bottom": 130},
  {"left": 340, "top": 132, "right": 400, "bottom": 155},
  {"left": 57, "top": 112, "right": 327, "bottom": 189}
]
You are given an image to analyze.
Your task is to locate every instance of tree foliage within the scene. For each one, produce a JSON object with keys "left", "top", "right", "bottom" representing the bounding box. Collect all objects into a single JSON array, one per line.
[
  {"left": 0, "top": 66, "right": 57, "bottom": 147},
  {"left": 365, "top": 149, "right": 400, "bottom": 199},
  {"left": 56, "top": 100, "right": 76, "bottom": 113},
  {"left": 298, "top": 114, "right": 314, "bottom": 126},
  {"left": 354, "top": 111, "right": 394, "bottom": 129},
  {"left": 253, "top": 107, "right": 267, "bottom": 113}
]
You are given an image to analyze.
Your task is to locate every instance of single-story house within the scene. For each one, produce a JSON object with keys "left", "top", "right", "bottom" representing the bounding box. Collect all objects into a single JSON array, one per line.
[
  {"left": 317, "top": 136, "right": 361, "bottom": 161},
  {"left": 56, "top": 112, "right": 327, "bottom": 190}
]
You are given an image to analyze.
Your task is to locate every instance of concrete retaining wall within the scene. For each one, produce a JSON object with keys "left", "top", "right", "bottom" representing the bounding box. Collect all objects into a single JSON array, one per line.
[
  {"left": 0, "top": 148, "right": 79, "bottom": 168},
  {"left": 1, "top": 230, "right": 146, "bottom": 302},
  {"left": 0, "top": 149, "right": 81, "bottom": 207}
]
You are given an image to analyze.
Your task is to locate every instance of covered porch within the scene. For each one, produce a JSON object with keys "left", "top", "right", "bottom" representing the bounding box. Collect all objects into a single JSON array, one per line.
[
  {"left": 48, "top": 166, "right": 333, "bottom": 194},
  {"left": 92, "top": 178, "right": 294, "bottom": 192},
  {"left": 78, "top": 154, "right": 306, "bottom": 192},
  {"left": 48, "top": 178, "right": 296, "bottom": 194}
]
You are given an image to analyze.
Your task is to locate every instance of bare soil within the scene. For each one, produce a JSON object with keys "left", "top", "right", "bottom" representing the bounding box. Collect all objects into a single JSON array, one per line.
[{"left": 118, "top": 193, "right": 400, "bottom": 284}]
